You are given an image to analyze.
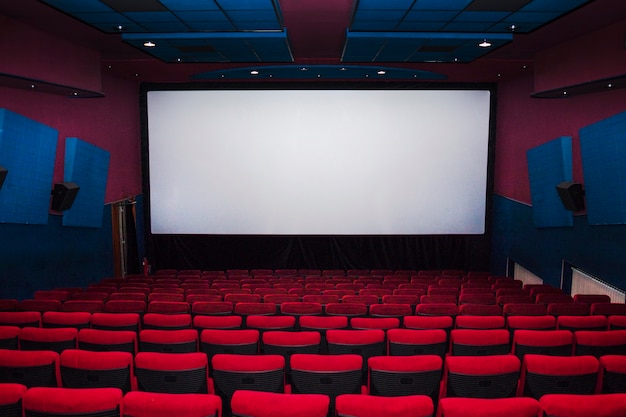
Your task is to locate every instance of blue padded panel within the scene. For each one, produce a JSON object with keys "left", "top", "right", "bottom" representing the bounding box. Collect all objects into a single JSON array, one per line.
[
  {"left": 62, "top": 138, "right": 110, "bottom": 228},
  {"left": 579, "top": 111, "right": 626, "bottom": 225},
  {"left": 342, "top": 31, "right": 512, "bottom": 63},
  {"left": 0, "top": 109, "right": 58, "bottom": 225},
  {"left": 527, "top": 136, "right": 573, "bottom": 228}
]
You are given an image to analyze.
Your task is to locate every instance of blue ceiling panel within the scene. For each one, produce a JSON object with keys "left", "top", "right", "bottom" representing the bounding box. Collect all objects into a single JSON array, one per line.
[
  {"left": 396, "top": 21, "right": 447, "bottom": 31},
  {"left": 411, "top": 0, "right": 473, "bottom": 11},
  {"left": 158, "top": 0, "right": 220, "bottom": 11},
  {"left": 186, "top": 21, "right": 235, "bottom": 31},
  {"left": 343, "top": 31, "right": 512, "bottom": 63},
  {"left": 351, "top": 21, "right": 401, "bottom": 31},
  {"left": 173, "top": 11, "right": 230, "bottom": 22},
  {"left": 444, "top": 22, "right": 496, "bottom": 32},
  {"left": 122, "top": 31, "right": 293, "bottom": 63},
  {"left": 357, "top": 0, "right": 416, "bottom": 10},
  {"left": 40, "top": 0, "right": 592, "bottom": 66},
  {"left": 41, "top": 0, "right": 113, "bottom": 13},
  {"left": 216, "top": 0, "right": 276, "bottom": 10}
]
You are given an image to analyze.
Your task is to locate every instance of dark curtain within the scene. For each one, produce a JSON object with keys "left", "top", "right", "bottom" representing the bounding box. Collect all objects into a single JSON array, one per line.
[
  {"left": 124, "top": 202, "right": 141, "bottom": 274},
  {"left": 149, "top": 234, "right": 490, "bottom": 272}
]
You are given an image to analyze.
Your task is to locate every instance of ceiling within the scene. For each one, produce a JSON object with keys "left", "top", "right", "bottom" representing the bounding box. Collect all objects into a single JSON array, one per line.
[{"left": 0, "top": 0, "right": 625, "bottom": 84}]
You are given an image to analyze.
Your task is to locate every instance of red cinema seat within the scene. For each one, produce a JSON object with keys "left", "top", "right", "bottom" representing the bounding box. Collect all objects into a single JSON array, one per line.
[
  {"left": 211, "top": 354, "right": 285, "bottom": 416},
  {"left": 368, "top": 354, "right": 442, "bottom": 401},
  {"left": 0, "top": 300, "right": 18, "bottom": 312},
  {"left": 457, "top": 304, "right": 502, "bottom": 316},
  {"left": 518, "top": 354, "right": 599, "bottom": 399},
  {"left": 22, "top": 387, "right": 123, "bottom": 417},
  {"left": 135, "top": 351, "right": 211, "bottom": 394},
  {"left": 231, "top": 390, "right": 328, "bottom": 417},
  {"left": 139, "top": 329, "right": 198, "bottom": 353},
  {"left": 142, "top": 313, "right": 192, "bottom": 330},
  {"left": 77, "top": 328, "right": 137, "bottom": 355},
  {"left": 591, "top": 303, "right": 626, "bottom": 317},
  {"left": 90, "top": 313, "right": 140, "bottom": 332},
  {"left": 442, "top": 354, "right": 520, "bottom": 399},
  {"left": 246, "top": 315, "right": 296, "bottom": 333},
  {"left": 123, "top": 391, "right": 222, "bottom": 417},
  {"left": 0, "top": 326, "right": 20, "bottom": 350},
  {"left": 387, "top": 328, "right": 447, "bottom": 357},
  {"left": 0, "top": 349, "right": 61, "bottom": 387},
  {"left": 336, "top": 393, "right": 433, "bottom": 417},
  {"left": 368, "top": 303, "right": 413, "bottom": 319},
  {"left": 327, "top": 329, "right": 386, "bottom": 369},
  {"left": 547, "top": 303, "right": 590, "bottom": 317},
  {"left": 299, "top": 315, "right": 349, "bottom": 354},
  {"left": 147, "top": 301, "right": 190, "bottom": 314},
  {"left": 404, "top": 315, "right": 454, "bottom": 332},
  {"left": 574, "top": 330, "right": 626, "bottom": 357},
  {"left": 436, "top": 397, "right": 539, "bottom": 417},
  {"left": 59, "top": 349, "right": 136, "bottom": 393},
  {"left": 42, "top": 311, "right": 91, "bottom": 329},
  {"left": 455, "top": 315, "right": 505, "bottom": 330},
  {"left": 557, "top": 315, "right": 608, "bottom": 331},
  {"left": 503, "top": 303, "right": 547, "bottom": 316},
  {"left": 416, "top": 304, "right": 459, "bottom": 317},
  {"left": 573, "top": 294, "right": 611, "bottom": 304},
  {"left": 0, "top": 382, "right": 27, "bottom": 417},
  {"left": 350, "top": 317, "right": 400, "bottom": 330},
  {"left": 61, "top": 300, "right": 105, "bottom": 313},
  {"left": 512, "top": 330, "right": 573, "bottom": 359},
  {"left": 506, "top": 315, "right": 556, "bottom": 333},
  {"left": 280, "top": 302, "right": 323, "bottom": 317},
  {"left": 193, "top": 315, "right": 243, "bottom": 330},
  {"left": 18, "top": 300, "right": 62, "bottom": 313},
  {"left": 324, "top": 303, "right": 368, "bottom": 318},
  {"left": 449, "top": 329, "right": 510, "bottom": 356},
  {"left": 18, "top": 327, "right": 77, "bottom": 354},
  {"left": 200, "top": 329, "right": 259, "bottom": 356},
  {"left": 192, "top": 302, "right": 234, "bottom": 316},
  {"left": 104, "top": 300, "right": 146, "bottom": 315},
  {"left": 290, "top": 354, "right": 364, "bottom": 415},
  {"left": 262, "top": 330, "right": 321, "bottom": 357},
  {"left": 539, "top": 393, "right": 626, "bottom": 417},
  {"left": 599, "top": 354, "right": 626, "bottom": 394}
]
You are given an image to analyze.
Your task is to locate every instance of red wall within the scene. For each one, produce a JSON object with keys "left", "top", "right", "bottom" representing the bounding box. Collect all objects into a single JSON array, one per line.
[
  {"left": 494, "top": 74, "right": 626, "bottom": 204},
  {"left": 0, "top": 72, "right": 142, "bottom": 203}
]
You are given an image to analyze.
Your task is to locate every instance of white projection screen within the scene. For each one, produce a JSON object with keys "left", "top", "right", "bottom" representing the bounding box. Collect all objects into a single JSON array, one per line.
[{"left": 146, "top": 88, "right": 492, "bottom": 235}]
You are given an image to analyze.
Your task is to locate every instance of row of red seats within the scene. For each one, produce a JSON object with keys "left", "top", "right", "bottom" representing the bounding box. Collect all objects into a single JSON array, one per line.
[
  {"left": 6, "top": 385, "right": 626, "bottom": 417},
  {"left": 2, "top": 320, "right": 626, "bottom": 358},
  {"left": 1, "top": 349, "right": 626, "bottom": 413}
]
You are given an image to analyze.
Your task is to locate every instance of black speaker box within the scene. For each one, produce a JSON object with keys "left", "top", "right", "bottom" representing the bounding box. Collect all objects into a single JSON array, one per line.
[
  {"left": 51, "top": 182, "right": 80, "bottom": 211},
  {"left": 0, "top": 166, "right": 7, "bottom": 190},
  {"left": 556, "top": 181, "right": 585, "bottom": 212}
]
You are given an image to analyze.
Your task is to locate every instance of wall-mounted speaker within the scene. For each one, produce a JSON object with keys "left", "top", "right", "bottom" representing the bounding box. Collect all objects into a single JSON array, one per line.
[
  {"left": 51, "top": 182, "right": 80, "bottom": 211},
  {"left": 556, "top": 181, "right": 585, "bottom": 212},
  {"left": 0, "top": 166, "right": 7, "bottom": 190}
]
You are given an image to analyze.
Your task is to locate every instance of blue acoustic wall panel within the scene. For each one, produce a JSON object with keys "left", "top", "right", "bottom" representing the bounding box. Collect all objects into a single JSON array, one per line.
[
  {"left": 0, "top": 108, "right": 58, "bottom": 225},
  {"left": 527, "top": 136, "right": 573, "bottom": 228},
  {"left": 62, "top": 137, "right": 110, "bottom": 228},
  {"left": 579, "top": 111, "right": 626, "bottom": 225}
]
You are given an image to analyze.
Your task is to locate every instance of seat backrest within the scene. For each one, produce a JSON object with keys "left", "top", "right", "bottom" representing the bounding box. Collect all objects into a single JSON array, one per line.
[
  {"left": 557, "top": 315, "right": 608, "bottom": 331},
  {"left": 0, "top": 325, "right": 20, "bottom": 350},
  {"left": 519, "top": 354, "right": 599, "bottom": 399},
  {"left": 450, "top": 329, "right": 510, "bottom": 356},
  {"left": 211, "top": 353, "right": 285, "bottom": 416},
  {"left": 142, "top": 313, "right": 192, "bottom": 330},
  {"left": 231, "top": 390, "right": 329, "bottom": 417},
  {"left": 192, "top": 301, "right": 234, "bottom": 316},
  {"left": 42, "top": 311, "right": 91, "bottom": 329},
  {"left": 574, "top": 330, "right": 626, "bottom": 357},
  {"left": 262, "top": 331, "right": 321, "bottom": 356},
  {"left": 387, "top": 328, "right": 447, "bottom": 357},
  {"left": 539, "top": 393, "right": 626, "bottom": 417},
  {"left": 436, "top": 397, "right": 540, "bottom": 417},
  {"left": 123, "top": 391, "right": 222, "bottom": 417},
  {"left": 0, "top": 382, "right": 27, "bottom": 417},
  {"left": 599, "top": 354, "right": 626, "bottom": 394},
  {"left": 193, "top": 315, "right": 242, "bottom": 330},
  {"left": 368, "top": 354, "right": 442, "bottom": 400},
  {"left": 0, "top": 311, "right": 41, "bottom": 327},
  {"left": 200, "top": 329, "right": 259, "bottom": 356},
  {"left": 78, "top": 329, "right": 137, "bottom": 355},
  {"left": 455, "top": 315, "right": 505, "bottom": 330},
  {"left": 19, "top": 327, "right": 78, "bottom": 354},
  {"left": 90, "top": 313, "right": 140, "bottom": 332},
  {"left": 59, "top": 349, "right": 134, "bottom": 393},
  {"left": 503, "top": 303, "right": 547, "bottom": 316},
  {"left": 134, "top": 351, "right": 209, "bottom": 394},
  {"left": 336, "top": 393, "right": 433, "bottom": 417},
  {"left": 512, "top": 330, "right": 573, "bottom": 359},
  {"left": 139, "top": 329, "right": 198, "bottom": 353},
  {"left": 22, "top": 387, "right": 123, "bottom": 417},
  {"left": 0, "top": 349, "right": 60, "bottom": 387},
  {"left": 443, "top": 354, "right": 520, "bottom": 399}
]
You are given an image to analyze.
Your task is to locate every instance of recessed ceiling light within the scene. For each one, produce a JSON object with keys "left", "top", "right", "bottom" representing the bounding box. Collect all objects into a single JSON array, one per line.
[
  {"left": 250, "top": 70, "right": 259, "bottom": 75},
  {"left": 116, "top": 25, "right": 125, "bottom": 32},
  {"left": 563, "top": 91, "right": 568, "bottom": 96},
  {"left": 300, "top": 67, "right": 308, "bottom": 71},
  {"left": 509, "top": 24, "right": 516, "bottom": 32},
  {"left": 478, "top": 39, "right": 492, "bottom": 48},
  {"left": 143, "top": 41, "right": 156, "bottom": 47},
  {"left": 340, "top": 67, "right": 347, "bottom": 71},
  {"left": 377, "top": 70, "right": 386, "bottom": 75},
  {"left": 608, "top": 83, "right": 613, "bottom": 88}
]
